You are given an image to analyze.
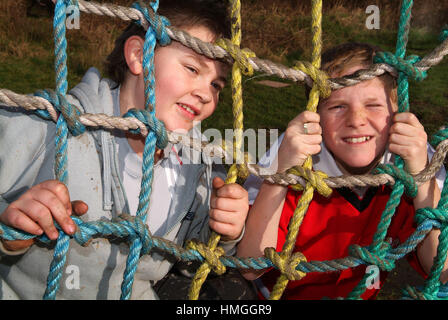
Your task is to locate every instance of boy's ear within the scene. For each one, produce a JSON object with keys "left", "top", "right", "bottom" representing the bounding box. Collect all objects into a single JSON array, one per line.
[{"left": 124, "top": 35, "right": 144, "bottom": 76}]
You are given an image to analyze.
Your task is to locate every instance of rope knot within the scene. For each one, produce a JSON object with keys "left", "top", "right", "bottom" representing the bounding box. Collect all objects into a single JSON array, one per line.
[
  {"left": 227, "top": 152, "right": 253, "bottom": 180},
  {"left": 132, "top": 1, "right": 171, "bottom": 46},
  {"left": 264, "top": 247, "right": 307, "bottom": 281},
  {"left": 186, "top": 239, "right": 226, "bottom": 275},
  {"left": 374, "top": 163, "right": 418, "bottom": 198},
  {"left": 374, "top": 51, "right": 427, "bottom": 81},
  {"left": 215, "top": 38, "right": 256, "bottom": 76},
  {"left": 34, "top": 89, "right": 85, "bottom": 136},
  {"left": 287, "top": 166, "right": 332, "bottom": 197},
  {"left": 294, "top": 61, "right": 331, "bottom": 98},
  {"left": 116, "top": 213, "right": 154, "bottom": 255},
  {"left": 349, "top": 242, "right": 395, "bottom": 272},
  {"left": 123, "top": 108, "right": 168, "bottom": 149}
]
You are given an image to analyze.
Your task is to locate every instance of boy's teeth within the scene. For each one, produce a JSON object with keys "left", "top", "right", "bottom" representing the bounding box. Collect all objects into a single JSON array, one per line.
[
  {"left": 344, "top": 136, "right": 371, "bottom": 143},
  {"left": 178, "top": 103, "right": 196, "bottom": 115}
]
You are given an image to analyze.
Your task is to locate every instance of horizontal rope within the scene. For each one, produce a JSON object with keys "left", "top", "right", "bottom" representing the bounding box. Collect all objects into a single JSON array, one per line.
[
  {"left": 0, "top": 88, "right": 447, "bottom": 191},
  {"left": 0, "top": 214, "right": 441, "bottom": 275},
  {"left": 75, "top": 0, "right": 448, "bottom": 91}
]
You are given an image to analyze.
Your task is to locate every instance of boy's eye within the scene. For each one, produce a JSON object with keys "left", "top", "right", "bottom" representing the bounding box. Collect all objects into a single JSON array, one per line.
[
  {"left": 211, "top": 82, "right": 223, "bottom": 91},
  {"left": 329, "top": 105, "right": 344, "bottom": 110},
  {"left": 185, "top": 65, "right": 198, "bottom": 74}
]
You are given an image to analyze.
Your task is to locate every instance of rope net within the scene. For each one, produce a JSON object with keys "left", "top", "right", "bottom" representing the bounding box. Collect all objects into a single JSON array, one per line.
[{"left": 0, "top": 0, "right": 448, "bottom": 300}]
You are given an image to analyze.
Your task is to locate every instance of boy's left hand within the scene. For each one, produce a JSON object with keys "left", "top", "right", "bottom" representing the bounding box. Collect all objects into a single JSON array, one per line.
[
  {"left": 389, "top": 112, "right": 428, "bottom": 175},
  {"left": 209, "top": 177, "right": 249, "bottom": 242}
]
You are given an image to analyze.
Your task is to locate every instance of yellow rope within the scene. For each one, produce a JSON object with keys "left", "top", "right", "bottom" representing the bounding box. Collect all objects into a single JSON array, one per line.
[
  {"left": 188, "top": 0, "right": 248, "bottom": 300},
  {"left": 288, "top": 166, "right": 332, "bottom": 197},
  {"left": 268, "top": 0, "right": 325, "bottom": 300}
]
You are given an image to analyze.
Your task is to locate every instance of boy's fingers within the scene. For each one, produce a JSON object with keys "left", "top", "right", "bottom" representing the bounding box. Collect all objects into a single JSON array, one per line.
[
  {"left": 390, "top": 122, "right": 421, "bottom": 136},
  {"left": 210, "top": 196, "right": 247, "bottom": 212},
  {"left": 209, "top": 217, "right": 237, "bottom": 238},
  {"left": 303, "top": 143, "right": 322, "bottom": 157},
  {"left": 212, "top": 176, "right": 225, "bottom": 191},
  {"left": 302, "top": 133, "right": 323, "bottom": 145},
  {"left": 388, "top": 143, "right": 422, "bottom": 160},
  {"left": 299, "top": 111, "right": 320, "bottom": 123},
  {"left": 302, "top": 122, "right": 322, "bottom": 135},
  {"left": 389, "top": 133, "right": 425, "bottom": 147},
  {"left": 289, "top": 114, "right": 320, "bottom": 132},
  {"left": 215, "top": 184, "right": 248, "bottom": 199},
  {"left": 71, "top": 200, "right": 88, "bottom": 216},
  {"left": 393, "top": 112, "right": 424, "bottom": 129},
  {"left": 37, "top": 180, "right": 71, "bottom": 212},
  {"left": 31, "top": 189, "right": 75, "bottom": 235},
  {"left": 15, "top": 198, "right": 59, "bottom": 240},
  {"left": 210, "top": 208, "right": 243, "bottom": 224},
  {"left": 1, "top": 206, "right": 44, "bottom": 236}
]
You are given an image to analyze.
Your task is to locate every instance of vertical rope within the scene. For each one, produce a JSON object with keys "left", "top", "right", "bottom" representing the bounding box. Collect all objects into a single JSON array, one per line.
[
  {"left": 188, "top": 0, "right": 244, "bottom": 300},
  {"left": 120, "top": 0, "right": 161, "bottom": 300},
  {"left": 53, "top": 0, "right": 71, "bottom": 185},
  {"left": 347, "top": 0, "right": 414, "bottom": 300},
  {"left": 420, "top": 149, "right": 448, "bottom": 297},
  {"left": 268, "top": 0, "right": 323, "bottom": 300},
  {"left": 43, "top": 0, "right": 76, "bottom": 300}
]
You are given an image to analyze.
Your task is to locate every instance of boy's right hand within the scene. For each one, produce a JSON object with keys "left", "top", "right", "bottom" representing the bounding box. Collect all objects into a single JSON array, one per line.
[
  {"left": 276, "top": 111, "right": 322, "bottom": 173},
  {"left": 0, "top": 180, "right": 88, "bottom": 252}
]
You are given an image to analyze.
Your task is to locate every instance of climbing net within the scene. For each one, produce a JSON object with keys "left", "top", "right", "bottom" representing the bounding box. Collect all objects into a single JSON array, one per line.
[{"left": 0, "top": 0, "right": 448, "bottom": 300}]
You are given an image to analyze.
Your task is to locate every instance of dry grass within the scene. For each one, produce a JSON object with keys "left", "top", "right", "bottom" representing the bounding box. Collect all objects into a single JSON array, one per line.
[
  {"left": 241, "top": 0, "right": 447, "bottom": 63},
  {"left": 0, "top": 1, "right": 132, "bottom": 72},
  {"left": 1, "top": 0, "right": 447, "bottom": 68}
]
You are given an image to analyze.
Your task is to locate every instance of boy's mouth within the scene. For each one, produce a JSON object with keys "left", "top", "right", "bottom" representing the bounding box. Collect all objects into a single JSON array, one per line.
[
  {"left": 343, "top": 136, "right": 372, "bottom": 144},
  {"left": 176, "top": 103, "right": 200, "bottom": 118}
]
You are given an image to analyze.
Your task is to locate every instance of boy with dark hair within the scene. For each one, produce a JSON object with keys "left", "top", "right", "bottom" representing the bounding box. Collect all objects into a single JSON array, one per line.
[
  {"left": 0, "top": 0, "right": 249, "bottom": 299},
  {"left": 238, "top": 42, "right": 447, "bottom": 300}
]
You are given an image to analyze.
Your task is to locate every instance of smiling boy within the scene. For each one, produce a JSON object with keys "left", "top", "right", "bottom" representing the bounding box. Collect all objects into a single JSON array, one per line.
[
  {"left": 0, "top": 0, "right": 249, "bottom": 299},
  {"left": 238, "top": 42, "right": 446, "bottom": 300}
]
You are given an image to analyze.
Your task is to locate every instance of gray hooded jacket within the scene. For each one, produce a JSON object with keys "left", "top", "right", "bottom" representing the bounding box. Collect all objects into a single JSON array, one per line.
[{"left": 0, "top": 68, "right": 234, "bottom": 299}]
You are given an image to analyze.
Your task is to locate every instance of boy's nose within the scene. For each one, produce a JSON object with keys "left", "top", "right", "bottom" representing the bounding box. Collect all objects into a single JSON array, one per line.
[
  {"left": 192, "top": 86, "right": 212, "bottom": 104},
  {"left": 346, "top": 108, "right": 367, "bottom": 127}
]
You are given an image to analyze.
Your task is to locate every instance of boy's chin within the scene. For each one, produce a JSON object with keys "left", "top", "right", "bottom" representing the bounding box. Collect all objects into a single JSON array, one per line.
[{"left": 163, "top": 122, "right": 193, "bottom": 134}]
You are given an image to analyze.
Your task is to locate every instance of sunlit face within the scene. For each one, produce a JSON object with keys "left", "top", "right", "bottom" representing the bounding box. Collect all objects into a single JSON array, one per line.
[
  {"left": 152, "top": 25, "right": 228, "bottom": 132},
  {"left": 318, "top": 66, "right": 396, "bottom": 175}
]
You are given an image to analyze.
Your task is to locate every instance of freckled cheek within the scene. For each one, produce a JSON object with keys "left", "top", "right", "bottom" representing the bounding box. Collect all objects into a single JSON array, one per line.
[
  {"left": 373, "top": 116, "right": 392, "bottom": 136},
  {"left": 320, "top": 118, "right": 340, "bottom": 145}
]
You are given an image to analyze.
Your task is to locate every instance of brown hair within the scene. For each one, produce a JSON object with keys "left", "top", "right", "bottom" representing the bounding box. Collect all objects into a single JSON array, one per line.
[
  {"left": 104, "top": 0, "right": 231, "bottom": 87},
  {"left": 306, "top": 42, "right": 397, "bottom": 106}
]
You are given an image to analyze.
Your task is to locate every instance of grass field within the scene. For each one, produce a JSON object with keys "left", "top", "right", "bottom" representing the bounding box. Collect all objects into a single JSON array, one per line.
[{"left": 0, "top": 0, "right": 447, "bottom": 300}]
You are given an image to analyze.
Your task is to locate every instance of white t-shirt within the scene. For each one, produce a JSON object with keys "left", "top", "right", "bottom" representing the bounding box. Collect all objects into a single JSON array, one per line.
[{"left": 112, "top": 88, "right": 183, "bottom": 236}]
